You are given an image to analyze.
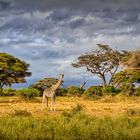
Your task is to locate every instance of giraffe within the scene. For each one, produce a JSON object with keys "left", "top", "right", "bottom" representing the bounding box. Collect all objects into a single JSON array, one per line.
[
  {"left": 42, "top": 74, "right": 64, "bottom": 111},
  {"left": 80, "top": 81, "right": 86, "bottom": 90}
]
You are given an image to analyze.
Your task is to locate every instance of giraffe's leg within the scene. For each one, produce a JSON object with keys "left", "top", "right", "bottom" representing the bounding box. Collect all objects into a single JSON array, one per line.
[
  {"left": 53, "top": 96, "right": 56, "bottom": 111},
  {"left": 50, "top": 97, "right": 53, "bottom": 111},
  {"left": 46, "top": 97, "right": 48, "bottom": 107}
]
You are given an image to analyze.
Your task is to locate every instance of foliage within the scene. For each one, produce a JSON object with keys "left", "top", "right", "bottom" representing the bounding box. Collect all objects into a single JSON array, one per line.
[
  {"left": 113, "top": 71, "right": 140, "bottom": 95},
  {"left": 57, "top": 88, "right": 67, "bottom": 96},
  {"left": 120, "top": 83, "right": 135, "bottom": 95},
  {"left": 83, "top": 86, "right": 102, "bottom": 98},
  {"left": 113, "top": 71, "right": 140, "bottom": 87},
  {"left": 67, "top": 86, "right": 83, "bottom": 95},
  {"left": 72, "top": 44, "right": 129, "bottom": 89},
  {"left": 124, "top": 50, "right": 140, "bottom": 72},
  {"left": 102, "top": 85, "right": 119, "bottom": 95},
  {"left": 112, "top": 50, "right": 140, "bottom": 95},
  {"left": 134, "top": 86, "right": 140, "bottom": 96},
  {"left": 0, "top": 88, "right": 16, "bottom": 96},
  {"left": 0, "top": 53, "right": 31, "bottom": 90},
  {"left": 29, "top": 77, "right": 59, "bottom": 91},
  {"left": 16, "top": 88, "right": 40, "bottom": 99},
  {"left": 0, "top": 113, "right": 140, "bottom": 140}
]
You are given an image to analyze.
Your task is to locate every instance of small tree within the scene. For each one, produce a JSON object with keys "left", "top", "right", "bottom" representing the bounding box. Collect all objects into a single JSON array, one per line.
[
  {"left": 72, "top": 44, "right": 128, "bottom": 89},
  {"left": 0, "top": 53, "right": 31, "bottom": 91}
]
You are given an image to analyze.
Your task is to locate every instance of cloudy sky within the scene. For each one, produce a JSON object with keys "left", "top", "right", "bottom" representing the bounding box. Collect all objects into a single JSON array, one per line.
[{"left": 0, "top": 0, "right": 140, "bottom": 88}]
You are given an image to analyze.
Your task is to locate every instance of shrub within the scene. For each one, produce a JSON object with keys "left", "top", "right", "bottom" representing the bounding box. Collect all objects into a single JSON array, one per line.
[
  {"left": 134, "top": 86, "right": 140, "bottom": 96},
  {"left": 0, "top": 88, "right": 16, "bottom": 96},
  {"left": 83, "top": 86, "right": 102, "bottom": 98},
  {"left": 68, "top": 86, "right": 83, "bottom": 95},
  {"left": 57, "top": 88, "right": 67, "bottom": 96},
  {"left": 103, "top": 86, "right": 119, "bottom": 95},
  {"left": 71, "top": 103, "right": 83, "bottom": 114},
  {"left": 16, "top": 88, "right": 40, "bottom": 99},
  {"left": 62, "top": 103, "right": 84, "bottom": 119}
]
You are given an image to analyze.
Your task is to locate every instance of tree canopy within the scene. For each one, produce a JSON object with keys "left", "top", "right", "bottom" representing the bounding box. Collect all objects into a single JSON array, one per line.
[
  {"left": 72, "top": 44, "right": 129, "bottom": 88},
  {"left": 124, "top": 50, "right": 140, "bottom": 72},
  {"left": 29, "top": 77, "right": 59, "bottom": 91},
  {"left": 0, "top": 53, "right": 31, "bottom": 90},
  {"left": 112, "top": 50, "right": 140, "bottom": 94}
]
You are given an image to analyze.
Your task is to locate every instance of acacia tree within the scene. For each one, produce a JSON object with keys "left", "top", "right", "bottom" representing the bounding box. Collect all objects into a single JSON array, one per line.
[
  {"left": 29, "top": 77, "right": 59, "bottom": 91},
  {"left": 0, "top": 53, "right": 31, "bottom": 90},
  {"left": 112, "top": 50, "right": 140, "bottom": 94},
  {"left": 72, "top": 44, "right": 128, "bottom": 89}
]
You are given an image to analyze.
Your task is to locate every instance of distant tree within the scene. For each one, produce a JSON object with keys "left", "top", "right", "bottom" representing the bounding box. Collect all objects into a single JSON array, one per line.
[
  {"left": 72, "top": 44, "right": 129, "bottom": 89},
  {"left": 29, "top": 77, "right": 59, "bottom": 91},
  {"left": 0, "top": 53, "right": 31, "bottom": 90}
]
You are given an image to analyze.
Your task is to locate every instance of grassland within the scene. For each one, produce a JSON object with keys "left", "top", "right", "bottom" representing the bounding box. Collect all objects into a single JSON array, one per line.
[
  {"left": 0, "top": 96, "right": 140, "bottom": 140},
  {"left": 0, "top": 96, "right": 140, "bottom": 117}
]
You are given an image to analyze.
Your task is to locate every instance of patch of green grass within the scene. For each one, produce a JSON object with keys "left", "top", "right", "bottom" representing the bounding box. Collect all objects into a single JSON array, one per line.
[{"left": 0, "top": 108, "right": 140, "bottom": 140}]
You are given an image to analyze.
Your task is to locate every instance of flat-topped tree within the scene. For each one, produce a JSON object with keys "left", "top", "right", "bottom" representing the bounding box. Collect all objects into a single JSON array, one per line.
[
  {"left": 0, "top": 53, "right": 31, "bottom": 90},
  {"left": 29, "top": 77, "right": 59, "bottom": 91},
  {"left": 72, "top": 44, "right": 128, "bottom": 89}
]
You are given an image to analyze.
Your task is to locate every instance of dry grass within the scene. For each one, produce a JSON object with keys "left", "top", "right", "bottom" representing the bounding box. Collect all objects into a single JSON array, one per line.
[{"left": 0, "top": 96, "right": 140, "bottom": 118}]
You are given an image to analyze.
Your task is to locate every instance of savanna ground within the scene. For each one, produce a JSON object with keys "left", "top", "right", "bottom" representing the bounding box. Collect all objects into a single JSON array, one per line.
[
  {"left": 0, "top": 96, "right": 140, "bottom": 140},
  {"left": 0, "top": 96, "right": 140, "bottom": 117}
]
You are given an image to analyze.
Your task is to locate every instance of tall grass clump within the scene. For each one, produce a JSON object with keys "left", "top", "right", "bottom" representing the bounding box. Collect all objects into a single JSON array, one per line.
[{"left": 12, "top": 109, "right": 32, "bottom": 117}]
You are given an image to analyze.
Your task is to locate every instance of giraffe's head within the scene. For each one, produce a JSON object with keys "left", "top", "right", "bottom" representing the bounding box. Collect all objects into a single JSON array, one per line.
[{"left": 59, "top": 74, "right": 64, "bottom": 79}]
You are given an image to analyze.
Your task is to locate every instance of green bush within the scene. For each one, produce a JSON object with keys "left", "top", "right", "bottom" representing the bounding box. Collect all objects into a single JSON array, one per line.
[
  {"left": 67, "top": 86, "right": 82, "bottom": 95},
  {"left": 103, "top": 86, "right": 119, "bottom": 95},
  {"left": 16, "top": 88, "right": 40, "bottom": 99},
  {"left": 0, "top": 88, "right": 16, "bottom": 96},
  {"left": 83, "top": 86, "right": 102, "bottom": 98},
  {"left": 134, "top": 86, "right": 140, "bottom": 96},
  {"left": 57, "top": 88, "right": 67, "bottom": 96}
]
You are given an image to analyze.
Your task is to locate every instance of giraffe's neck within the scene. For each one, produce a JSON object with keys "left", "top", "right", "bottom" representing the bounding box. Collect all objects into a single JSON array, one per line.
[{"left": 51, "top": 79, "right": 62, "bottom": 90}]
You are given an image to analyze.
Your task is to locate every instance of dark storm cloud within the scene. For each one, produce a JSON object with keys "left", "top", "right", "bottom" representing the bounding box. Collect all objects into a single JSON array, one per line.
[
  {"left": 0, "top": 1, "right": 11, "bottom": 10},
  {"left": 0, "top": 0, "right": 140, "bottom": 87},
  {"left": 13, "top": 0, "right": 140, "bottom": 11},
  {"left": 0, "top": 0, "right": 139, "bottom": 35}
]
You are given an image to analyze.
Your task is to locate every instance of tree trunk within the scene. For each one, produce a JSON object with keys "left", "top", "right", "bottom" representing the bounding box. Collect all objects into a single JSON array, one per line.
[
  {"left": 100, "top": 74, "right": 107, "bottom": 95},
  {"left": 108, "top": 65, "right": 119, "bottom": 86}
]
